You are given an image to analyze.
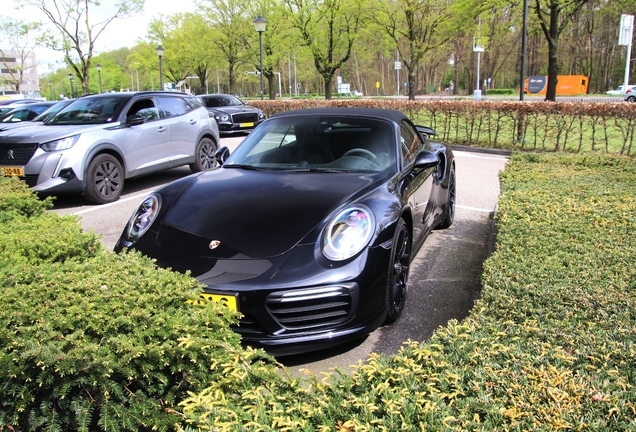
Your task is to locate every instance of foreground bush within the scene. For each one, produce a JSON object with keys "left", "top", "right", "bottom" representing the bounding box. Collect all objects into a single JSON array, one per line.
[
  {"left": 180, "top": 153, "right": 635, "bottom": 430},
  {"left": 0, "top": 177, "right": 269, "bottom": 431}
]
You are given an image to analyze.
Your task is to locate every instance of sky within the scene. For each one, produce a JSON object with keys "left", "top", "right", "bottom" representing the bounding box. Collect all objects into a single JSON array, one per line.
[{"left": 2, "top": 0, "right": 196, "bottom": 73}]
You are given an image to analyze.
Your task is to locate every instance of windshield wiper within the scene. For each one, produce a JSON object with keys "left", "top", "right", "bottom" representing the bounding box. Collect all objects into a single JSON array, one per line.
[{"left": 224, "top": 164, "right": 267, "bottom": 171}]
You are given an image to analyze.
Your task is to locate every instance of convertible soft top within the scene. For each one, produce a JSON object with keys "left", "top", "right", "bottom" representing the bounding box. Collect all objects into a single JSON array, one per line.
[{"left": 272, "top": 107, "right": 409, "bottom": 124}]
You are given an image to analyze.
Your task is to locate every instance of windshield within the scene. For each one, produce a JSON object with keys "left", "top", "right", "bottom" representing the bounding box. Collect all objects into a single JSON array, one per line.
[
  {"left": 202, "top": 95, "right": 244, "bottom": 108},
  {"left": 45, "top": 96, "right": 128, "bottom": 125},
  {"left": 226, "top": 115, "right": 396, "bottom": 173},
  {"left": 33, "top": 101, "right": 73, "bottom": 122}
]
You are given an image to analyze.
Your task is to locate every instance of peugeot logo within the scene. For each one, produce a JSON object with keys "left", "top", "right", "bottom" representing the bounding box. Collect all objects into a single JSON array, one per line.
[
  {"left": 209, "top": 240, "right": 221, "bottom": 250},
  {"left": 6, "top": 149, "right": 14, "bottom": 160}
]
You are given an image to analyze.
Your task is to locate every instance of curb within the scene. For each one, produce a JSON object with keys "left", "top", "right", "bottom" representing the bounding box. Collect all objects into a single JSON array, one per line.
[{"left": 450, "top": 145, "right": 512, "bottom": 157}]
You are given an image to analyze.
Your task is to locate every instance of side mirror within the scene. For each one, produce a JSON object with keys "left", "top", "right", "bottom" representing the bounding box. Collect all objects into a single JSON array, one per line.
[
  {"left": 214, "top": 146, "right": 230, "bottom": 165},
  {"left": 126, "top": 114, "right": 145, "bottom": 126},
  {"left": 415, "top": 125, "right": 437, "bottom": 137},
  {"left": 414, "top": 150, "right": 439, "bottom": 170}
]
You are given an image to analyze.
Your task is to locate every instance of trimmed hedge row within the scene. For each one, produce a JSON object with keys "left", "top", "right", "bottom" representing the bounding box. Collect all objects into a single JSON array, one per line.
[
  {"left": 0, "top": 177, "right": 273, "bottom": 431},
  {"left": 2, "top": 153, "right": 635, "bottom": 430},
  {"left": 179, "top": 153, "right": 636, "bottom": 430},
  {"left": 250, "top": 99, "right": 636, "bottom": 156}
]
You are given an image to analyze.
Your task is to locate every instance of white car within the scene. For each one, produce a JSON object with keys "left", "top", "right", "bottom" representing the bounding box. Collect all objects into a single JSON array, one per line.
[
  {"left": 625, "top": 88, "right": 636, "bottom": 102},
  {"left": 606, "top": 85, "right": 636, "bottom": 95}
]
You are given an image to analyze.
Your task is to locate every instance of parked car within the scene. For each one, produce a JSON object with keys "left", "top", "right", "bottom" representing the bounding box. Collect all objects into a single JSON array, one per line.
[
  {"left": 115, "top": 107, "right": 456, "bottom": 355},
  {"left": 0, "top": 100, "right": 73, "bottom": 134},
  {"left": 0, "top": 91, "right": 219, "bottom": 204},
  {"left": 198, "top": 94, "right": 265, "bottom": 134},
  {"left": 0, "top": 101, "right": 57, "bottom": 124},
  {"left": 624, "top": 88, "right": 636, "bottom": 102},
  {"left": 0, "top": 99, "right": 43, "bottom": 116},
  {"left": 607, "top": 85, "right": 636, "bottom": 95}
]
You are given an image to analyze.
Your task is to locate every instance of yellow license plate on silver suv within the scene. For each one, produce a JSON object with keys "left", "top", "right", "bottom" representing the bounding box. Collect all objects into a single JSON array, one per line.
[{"left": 1, "top": 166, "right": 24, "bottom": 177}]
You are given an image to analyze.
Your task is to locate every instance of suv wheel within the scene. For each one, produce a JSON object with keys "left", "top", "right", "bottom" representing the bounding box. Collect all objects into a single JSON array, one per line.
[
  {"left": 84, "top": 154, "right": 124, "bottom": 204},
  {"left": 190, "top": 137, "right": 218, "bottom": 172}
]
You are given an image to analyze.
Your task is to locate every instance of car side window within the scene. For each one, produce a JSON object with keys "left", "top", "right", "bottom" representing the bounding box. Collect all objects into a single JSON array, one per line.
[
  {"left": 127, "top": 98, "right": 160, "bottom": 122},
  {"left": 157, "top": 96, "right": 193, "bottom": 118},
  {"left": 399, "top": 121, "right": 423, "bottom": 165}
]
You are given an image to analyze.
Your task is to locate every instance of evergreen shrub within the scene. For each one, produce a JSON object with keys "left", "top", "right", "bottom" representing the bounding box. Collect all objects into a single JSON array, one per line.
[{"left": 0, "top": 178, "right": 267, "bottom": 431}]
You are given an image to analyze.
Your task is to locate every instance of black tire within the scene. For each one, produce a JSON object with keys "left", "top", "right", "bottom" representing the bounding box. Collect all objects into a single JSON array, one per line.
[
  {"left": 84, "top": 154, "right": 124, "bottom": 204},
  {"left": 627, "top": 96, "right": 636, "bottom": 103},
  {"left": 190, "top": 137, "right": 218, "bottom": 172},
  {"left": 385, "top": 218, "right": 411, "bottom": 323},
  {"left": 438, "top": 165, "right": 456, "bottom": 229}
]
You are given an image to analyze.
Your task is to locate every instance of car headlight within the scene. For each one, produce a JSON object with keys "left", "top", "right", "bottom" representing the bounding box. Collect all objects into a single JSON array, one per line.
[
  {"left": 215, "top": 114, "right": 230, "bottom": 122},
  {"left": 258, "top": 112, "right": 265, "bottom": 119},
  {"left": 321, "top": 205, "right": 375, "bottom": 261},
  {"left": 40, "top": 135, "right": 80, "bottom": 152},
  {"left": 124, "top": 194, "right": 162, "bottom": 241}
]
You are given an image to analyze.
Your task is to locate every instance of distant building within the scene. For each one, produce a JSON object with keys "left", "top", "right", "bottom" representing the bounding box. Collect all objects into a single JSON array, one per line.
[{"left": 0, "top": 50, "right": 41, "bottom": 99}]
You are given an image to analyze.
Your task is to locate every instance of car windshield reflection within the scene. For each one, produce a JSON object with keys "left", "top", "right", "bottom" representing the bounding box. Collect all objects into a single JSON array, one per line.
[
  {"left": 45, "top": 96, "right": 127, "bottom": 125},
  {"left": 225, "top": 116, "right": 396, "bottom": 173}
]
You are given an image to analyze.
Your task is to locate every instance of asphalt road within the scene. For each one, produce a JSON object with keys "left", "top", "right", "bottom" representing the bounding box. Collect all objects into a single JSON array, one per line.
[{"left": 51, "top": 136, "right": 509, "bottom": 376}]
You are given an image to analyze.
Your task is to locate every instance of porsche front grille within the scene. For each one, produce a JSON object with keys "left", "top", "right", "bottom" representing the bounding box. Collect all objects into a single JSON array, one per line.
[
  {"left": 0, "top": 144, "right": 38, "bottom": 165},
  {"left": 265, "top": 285, "right": 355, "bottom": 331}
]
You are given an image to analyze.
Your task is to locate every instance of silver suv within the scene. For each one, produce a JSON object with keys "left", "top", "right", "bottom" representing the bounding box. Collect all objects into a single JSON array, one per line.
[{"left": 0, "top": 91, "right": 220, "bottom": 203}]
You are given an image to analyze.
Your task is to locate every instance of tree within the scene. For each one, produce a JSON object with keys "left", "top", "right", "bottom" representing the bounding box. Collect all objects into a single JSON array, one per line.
[
  {"left": 0, "top": 16, "right": 41, "bottom": 93},
  {"left": 20, "top": 0, "right": 144, "bottom": 95},
  {"left": 283, "top": 0, "right": 363, "bottom": 99},
  {"left": 532, "top": 0, "right": 592, "bottom": 100},
  {"left": 370, "top": 0, "right": 456, "bottom": 100},
  {"left": 197, "top": 0, "right": 252, "bottom": 95}
]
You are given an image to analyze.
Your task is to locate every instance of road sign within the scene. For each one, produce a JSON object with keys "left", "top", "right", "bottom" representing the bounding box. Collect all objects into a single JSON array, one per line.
[
  {"left": 619, "top": 14, "right": 634, "bottom": 46},
  {"left": 394, "top": 61, "right": 402, "bottom": 70}
]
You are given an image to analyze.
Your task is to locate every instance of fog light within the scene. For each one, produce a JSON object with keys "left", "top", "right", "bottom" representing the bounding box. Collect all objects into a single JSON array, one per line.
[{"left": 59, "top": 168, "right": 76, "bottom": 181}]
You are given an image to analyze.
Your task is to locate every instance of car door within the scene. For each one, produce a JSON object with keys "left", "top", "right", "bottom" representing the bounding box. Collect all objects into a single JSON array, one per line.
[
  {"left": 156, "top": 95, "right": 202, "bottom": 167},
  {"left": 120, "top": 96, "right": 172, "bottom": 177},
  {"left": 399, "top": 120, "right": 435, "bottom": 247}
]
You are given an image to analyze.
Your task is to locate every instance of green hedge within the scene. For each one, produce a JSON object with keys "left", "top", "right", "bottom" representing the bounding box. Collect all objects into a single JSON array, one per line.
[
  {"left": 179, "top": 153, "right": 636, "bottom": 430},
  {"left": 2, "top": 154, "right": 635, "bottom": 431},
  {"left": 0, "top": 177, "right": 274, "bottom": 431},
  {"left": 485, "top": 88, "right": 516, "bottom": 95},
  {"left": 250, "top": 99, "right": 636, "bottom": 156}
]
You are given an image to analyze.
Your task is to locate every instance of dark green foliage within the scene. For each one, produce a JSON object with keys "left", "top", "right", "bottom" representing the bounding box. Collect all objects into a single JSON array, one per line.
[{"left": 0, "top": 179, "right": 258, "bottom": 431}]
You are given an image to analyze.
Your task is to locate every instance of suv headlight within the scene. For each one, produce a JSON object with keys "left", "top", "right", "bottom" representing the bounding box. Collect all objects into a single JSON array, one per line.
[
  {"left": 215, "top": 114, "right": 230, "bottom": 122},
  {"left": 124, "top": 194, "right": 162, "bottom": 242},
  {"left": 321, "top": 205, "right": 375, "bottom": 261},
  {"left": 40, "top": 135, "right": 80, "bottom": 152},
  {"left": 258, "top": 112, "right": 265, "bottom": 119}
]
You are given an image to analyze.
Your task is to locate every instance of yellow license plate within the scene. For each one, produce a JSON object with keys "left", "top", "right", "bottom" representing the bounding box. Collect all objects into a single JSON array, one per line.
[
  {"left": 188, "top": 293, "right": 238, "bottom": 311},
  {"left": 240, "top": 122, "right": 254, "bottom": 127},
  {"left": 1, "top": 166, "right": 24, "bottom": 177}
]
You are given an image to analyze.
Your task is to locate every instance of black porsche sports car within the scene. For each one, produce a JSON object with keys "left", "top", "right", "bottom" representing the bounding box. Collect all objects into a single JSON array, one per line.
[
  {"left": 198, "top": 94, "right": 266, "bottom": 134},
  {"left": 115, "top": 108, "right": 456, "bottom": 355}
]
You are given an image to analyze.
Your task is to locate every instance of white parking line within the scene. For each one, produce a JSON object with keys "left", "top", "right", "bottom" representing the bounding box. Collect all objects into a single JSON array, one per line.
[{"left": 72, "top": 192, "right": 148, "bottom": 215}]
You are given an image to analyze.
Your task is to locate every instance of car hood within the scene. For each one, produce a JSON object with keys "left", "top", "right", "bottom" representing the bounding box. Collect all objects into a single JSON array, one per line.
[
  {"left": 156, "top": 167, "right": 380, "bottom": 259},
  {"left": 0, "top": 123, "right": 118, "bottom": 143}
]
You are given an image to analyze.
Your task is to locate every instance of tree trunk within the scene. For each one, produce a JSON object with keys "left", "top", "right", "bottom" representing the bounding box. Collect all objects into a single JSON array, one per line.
[{"left": 545, "top": 5, "right": 560, "bottom": 101}]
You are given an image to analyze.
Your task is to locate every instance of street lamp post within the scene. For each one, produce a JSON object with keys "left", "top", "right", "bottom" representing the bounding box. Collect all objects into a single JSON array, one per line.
[
  {"left": 252, "top": 16, "right": 267, "bottom": 100},
  {"left": 156, "top": 45, "right": 165, "bottom": 90},
  {"left": 68, "top": 73, "right": 75, "bottom": 98},
  {"left": 48, "top": 82, "right": 53, "bottom": 100},
  {"left": 96, "top": 63, "right": 102, "bottom": 93}
]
